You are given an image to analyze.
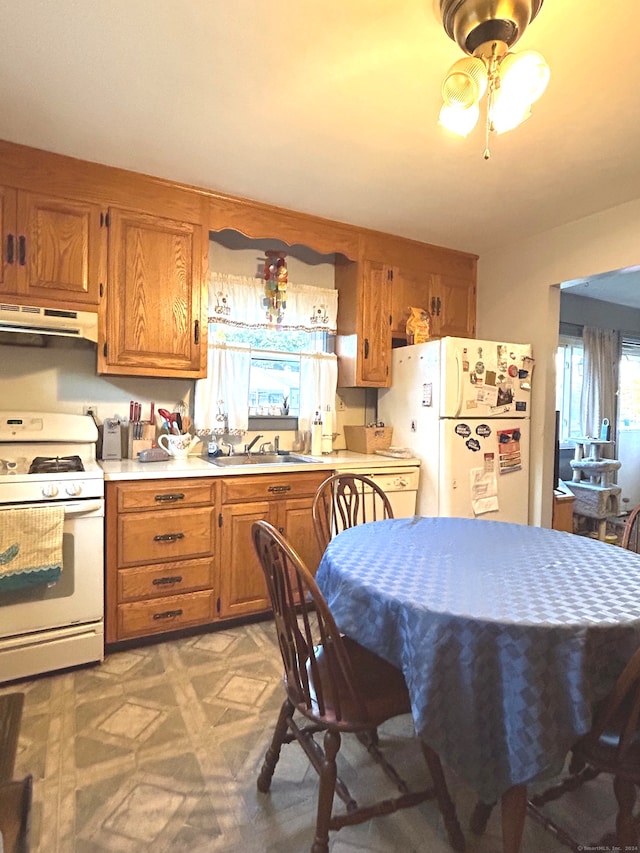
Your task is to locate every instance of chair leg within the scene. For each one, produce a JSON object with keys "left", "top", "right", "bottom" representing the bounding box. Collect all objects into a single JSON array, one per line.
[
  {"left": 613, "top": 775, "right": 638, "bottom": 848},
  {"left": 257, "top": 698, "right": 293, "bottom": 793},
  {"left": 311, "top": 729, "right": 340, "bottom": 853},
  {"left": 469, "top": 800, "right": 495, "bottom": 835},
  {"left": 421, "top": 742, "right": 466, "bottom": 852}
]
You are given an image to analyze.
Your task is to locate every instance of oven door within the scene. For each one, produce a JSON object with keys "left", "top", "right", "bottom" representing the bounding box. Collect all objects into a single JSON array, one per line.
[{"left": 0, "top": 498, "right": 104, "bottom": 638}]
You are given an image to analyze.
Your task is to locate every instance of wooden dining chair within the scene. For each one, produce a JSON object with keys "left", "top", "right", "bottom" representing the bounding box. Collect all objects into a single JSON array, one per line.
[
  {"left": 0, "top": 692, "right": 32, "bottom": 853},
  {"left": 251, "top": 520, "right": 465, "bottom": 853},
  {"left": 621, "top": 504, "right": 640, "bottom": 552},
  {"left": 524, "top": 644, "right": 640, "bottom": 850},
  {"left": 312, "top": 472, "right": 394, "bottom": 552}
]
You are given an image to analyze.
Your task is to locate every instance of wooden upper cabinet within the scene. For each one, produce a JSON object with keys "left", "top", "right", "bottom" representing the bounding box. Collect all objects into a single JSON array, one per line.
[
  {"left": 390, "top": 264, "right": 434, "bottom": 340},
  {"left": 0, "top": 185, "right": 17, "bottom": 294},
  {"left": 99, "top": 207, "right": 207, "bottom": 377},
  {"left": 0, "top": 187, "right": 103, "bottom": 306},
  {"left": 335, "top": 256, "right": 392, "bottom": 387},
  {"left": 360, "top": 260, "right": 392, "bottom": 385},
  {"left": 429, "top": 272, "right": 476, "bottom": 338}
]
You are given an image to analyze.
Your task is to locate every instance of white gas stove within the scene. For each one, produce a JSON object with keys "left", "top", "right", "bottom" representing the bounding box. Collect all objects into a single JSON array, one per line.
[
  {"left": 0, "top": 412, "right": 104, "bottom": 503},
  {"left": 0, "top": 411, "right": 105, "bottom": 683}
]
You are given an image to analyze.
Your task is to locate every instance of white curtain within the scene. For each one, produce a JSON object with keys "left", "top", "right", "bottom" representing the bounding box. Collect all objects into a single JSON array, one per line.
[
  {"left": 208, "top": 271, "right": 338, "bottom": 332},
  {"left": 194, "top": 342, "right": 251, "bottom": 434},
  {"left": 298, "top": 352, "right": 338, "bottom": 432},
  {"left": 580, "top": 327, "right": 621, "bottom": 453}
]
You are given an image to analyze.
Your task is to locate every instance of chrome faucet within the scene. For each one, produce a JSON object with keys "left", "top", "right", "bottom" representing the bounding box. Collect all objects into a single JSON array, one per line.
[
  {"left": 245, "top": 434, "right": 263, "bottom": 455},
  {"left": 274, "top": 435, "right": 280, "bottom": 453},
  {"left": 259, "top": 441, "right": 274, "bottom": 454},
  {"left": 220, "top": 440, "right": 233, "bottom": 457}
]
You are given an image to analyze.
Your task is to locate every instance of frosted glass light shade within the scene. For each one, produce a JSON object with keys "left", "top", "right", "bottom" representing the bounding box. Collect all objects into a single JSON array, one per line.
[
  {"left": 439, "top": 101, "right": 480, "bottom": 136},
  {"left": 499, "top": 49, "right": 550, "bottom": 104},
  {"left": 441, "top": 56, "right": 488, "bottom": 108},
  {"left": 490, "top": 86, "right": 532, "bottom": 133}
]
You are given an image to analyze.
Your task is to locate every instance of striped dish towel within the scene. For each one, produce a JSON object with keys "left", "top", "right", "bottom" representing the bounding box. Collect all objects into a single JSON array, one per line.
[{"left": 0, "top": 506, "right": 64, "bottom": 580}]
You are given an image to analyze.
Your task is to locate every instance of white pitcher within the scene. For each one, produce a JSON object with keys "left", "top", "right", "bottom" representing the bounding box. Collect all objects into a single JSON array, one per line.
[{"left": 157, "top": 433, "right": 200, "bottom": 459}]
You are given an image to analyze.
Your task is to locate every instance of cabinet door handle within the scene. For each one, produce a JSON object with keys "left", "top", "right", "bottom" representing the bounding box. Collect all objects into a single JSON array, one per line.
[
  {"left": 152, "top": 575, "right": 183, "bottom": 585},
  {"left": 18, "top": 236, "right": 26, "bottom": 265},
  {"left": 194, "top": 319, "right": 200, "bottom": 344},
  {"left": 6, "top": 234, "right": 14, "bottom": 264},
  {"left": 364, "top": 338, "right": 369, "bottom": 359},
  {"left": 153, "top": 532, "right": 185, "bottom": 542},
  {"left": 431, "top": 296, "right": 436, "bottom": 314},
  {"left": 268, "top": 485, "right": 291, "bottom": 493},
  {"left": 152, "top": 609, "right": 183, "bottom": 620},
  {"left": 436, "top": 297, "right": 442, "bottom": 316},
  {"left": 154, "top": 493, "right": 185, "bottom": 502}
]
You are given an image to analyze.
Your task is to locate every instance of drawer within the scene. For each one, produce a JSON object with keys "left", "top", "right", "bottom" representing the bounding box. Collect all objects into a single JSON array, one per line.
[
  {"left": 116, "top": 478, "right": 217, "bottom": 512},
  {"left": 117, "top": 590, "right": 216, "bottom": 640},
  {"left": 117, "top": 557, "right": 214, "bottom": 602},
  {"left": 118, "top": 506, "right": 215, "bottom": 567},
  {"left": 221, "top": 471, "right": 327, "bottom": 503}
]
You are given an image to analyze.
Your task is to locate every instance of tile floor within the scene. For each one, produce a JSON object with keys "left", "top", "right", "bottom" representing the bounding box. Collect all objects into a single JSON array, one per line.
[{"left": 0, "top": 620, "right": 623, "bottom": 852}]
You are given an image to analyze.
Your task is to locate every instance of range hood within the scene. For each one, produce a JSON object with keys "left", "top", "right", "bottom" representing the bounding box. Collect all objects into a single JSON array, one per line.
[{"left": 0, "top": 303, "right": 98, "bottom": 343}]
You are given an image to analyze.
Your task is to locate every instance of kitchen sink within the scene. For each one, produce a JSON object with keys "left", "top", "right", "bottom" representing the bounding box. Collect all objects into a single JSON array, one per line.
[{"left": 208, "top": 453, "right": 317, "bottom": 467}]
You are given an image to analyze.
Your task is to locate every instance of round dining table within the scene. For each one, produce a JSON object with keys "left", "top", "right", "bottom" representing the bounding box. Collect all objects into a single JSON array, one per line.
[{"left": 315, "top": 516, "right": 640, "bottom": 852}]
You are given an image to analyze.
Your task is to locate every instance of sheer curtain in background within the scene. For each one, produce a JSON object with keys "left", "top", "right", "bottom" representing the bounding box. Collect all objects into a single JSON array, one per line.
[{"left": 580, "top": 326, "right": 621, "bottom": 455}]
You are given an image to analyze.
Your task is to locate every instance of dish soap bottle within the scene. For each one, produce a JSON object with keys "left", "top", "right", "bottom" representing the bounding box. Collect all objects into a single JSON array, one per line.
[{"left": 311, "top": 410, "right": 323, "bottom": 456}]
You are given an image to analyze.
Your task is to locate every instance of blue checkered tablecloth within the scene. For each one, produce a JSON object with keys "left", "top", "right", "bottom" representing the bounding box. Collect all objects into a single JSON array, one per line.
[{"left": 315, "top": 516, "right": 640, "bottom": 802}]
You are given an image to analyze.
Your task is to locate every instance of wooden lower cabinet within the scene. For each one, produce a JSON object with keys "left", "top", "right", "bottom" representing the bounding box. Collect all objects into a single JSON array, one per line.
[
  {"left": 105, "top": 478, "right": 219, "bottom": 644},
  {"left": 219, "top": 471, "right": 327, "bottom": 619}
]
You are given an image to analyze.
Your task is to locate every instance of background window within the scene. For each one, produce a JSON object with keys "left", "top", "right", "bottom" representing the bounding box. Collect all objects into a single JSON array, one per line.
[{"left": 555, "top": 335, "right": 584, "bottom": 445}]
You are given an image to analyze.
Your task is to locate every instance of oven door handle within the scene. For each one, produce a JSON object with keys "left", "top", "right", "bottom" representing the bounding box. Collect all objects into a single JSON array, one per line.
[{"left": 62, "top": 500, "right": 105, "bottom": 517}]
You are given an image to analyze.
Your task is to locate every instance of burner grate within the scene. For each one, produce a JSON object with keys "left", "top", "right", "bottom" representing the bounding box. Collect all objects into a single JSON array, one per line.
[{"left": 28, "top": 455, "right": 85, "bottom": 474}]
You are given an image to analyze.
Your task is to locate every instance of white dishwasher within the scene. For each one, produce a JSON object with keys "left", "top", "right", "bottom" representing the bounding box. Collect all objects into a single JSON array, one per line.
[{"left": 343, "top": 465, "right": 420, "bottom": 518}]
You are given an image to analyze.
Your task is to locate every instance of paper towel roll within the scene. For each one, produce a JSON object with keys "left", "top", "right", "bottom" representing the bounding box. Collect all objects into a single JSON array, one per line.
[{"left": 322, "top": 408, "right": 333, "bottom": 454}]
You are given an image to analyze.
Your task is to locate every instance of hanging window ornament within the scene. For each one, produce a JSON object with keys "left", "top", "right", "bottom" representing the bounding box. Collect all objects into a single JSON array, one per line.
[{"left": 263, "top": 251, "right": 287, "bottom": 323}]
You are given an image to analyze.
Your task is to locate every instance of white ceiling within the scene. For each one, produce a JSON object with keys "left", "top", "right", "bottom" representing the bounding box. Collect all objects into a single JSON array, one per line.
[{"left": 1, "top": 0, "right": 640, "bottom": 263}]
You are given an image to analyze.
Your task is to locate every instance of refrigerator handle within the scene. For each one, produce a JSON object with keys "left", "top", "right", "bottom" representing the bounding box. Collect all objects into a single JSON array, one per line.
[{"left": 454, "top": 348, "right": 463, "bottom": 417}]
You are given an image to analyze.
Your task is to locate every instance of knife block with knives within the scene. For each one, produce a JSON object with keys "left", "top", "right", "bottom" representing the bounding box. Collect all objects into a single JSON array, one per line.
[{"left": 126, "top": 400, "right": 155, "bottom": 458}]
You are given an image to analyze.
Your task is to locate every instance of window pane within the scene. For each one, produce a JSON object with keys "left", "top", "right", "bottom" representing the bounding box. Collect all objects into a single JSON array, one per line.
[
  {"left": 619, "top": 343, "right": 640, "bottom": 429},
  {"left": 556, "top": 337, "right": 583, "bottom": 444},
  {"left": 249, "top": 354, "right": 300, "bottom": 416}
]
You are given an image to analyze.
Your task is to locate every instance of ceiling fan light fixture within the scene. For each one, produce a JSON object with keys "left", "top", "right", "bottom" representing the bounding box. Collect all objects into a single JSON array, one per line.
[
  {"left": 499, "top": 49, "right": 550, "bottom": 104},
  {"left": 436, "top": 0, "right": 548, "bottom": 157},
  {"left": 442, "top": 56, "right": 488, "bottom": 108},
  {"left": 439, "top": 101, "right": 480, "bottom": 136}
]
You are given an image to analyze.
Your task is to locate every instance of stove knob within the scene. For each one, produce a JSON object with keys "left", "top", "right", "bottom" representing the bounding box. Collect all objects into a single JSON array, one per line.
[
  {"left": 65, "top": 483, "right": 82, "bottom": 497},
  {"left": 42, "top": 484, "right": 59, "bottom": 498}
]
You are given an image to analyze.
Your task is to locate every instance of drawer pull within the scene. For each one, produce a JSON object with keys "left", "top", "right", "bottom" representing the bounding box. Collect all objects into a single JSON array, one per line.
[
  {"left": 154, "top": 493, "right": 185, "bottom": 502},
  {"left": 267, "top": 485, "right": 291, "bottom": 494},
  {"left": 152, "top": 575, "right": 183, "bottom": 586},
  {"left": 153, "top": 532, "right": 185, "bottom": 542},
  {"left": 152, "top": 608, "right": 183, "bottom": 620}
]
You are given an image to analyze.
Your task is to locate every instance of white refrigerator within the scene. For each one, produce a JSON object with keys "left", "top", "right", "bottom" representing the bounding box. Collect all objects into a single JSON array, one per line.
[{"left": 378, "top": 336, "right": 533, "bottom": 524}]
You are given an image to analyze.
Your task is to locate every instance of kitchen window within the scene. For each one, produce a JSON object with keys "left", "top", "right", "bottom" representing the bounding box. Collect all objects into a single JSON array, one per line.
[{"left": 194, "top": 272, "right": 338, "bottom": 435}]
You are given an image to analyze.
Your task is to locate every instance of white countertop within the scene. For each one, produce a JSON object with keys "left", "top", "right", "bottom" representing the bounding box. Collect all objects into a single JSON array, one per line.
[{"left": 100, "top": 450, "right": 420, "bottom": 481}]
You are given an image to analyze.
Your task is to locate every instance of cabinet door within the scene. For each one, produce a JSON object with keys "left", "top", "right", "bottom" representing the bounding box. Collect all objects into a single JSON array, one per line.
[
  {"left": 390, "top": 265, "right": 433, "bottom": 340},
  {"left": 277, "top": 496, "right": 323, "bottom": 576},
  {"left": 0, "top": 186, "right": 18, "bottom": 294},
  {"left": 102, "top": 207, "right": 205, "bottom": 377},
  {"left": 16, "top": 191, "right": 103, "bottom": 305},
  {"left": 360, "top": 260, "right": 391, "bottom": 385},
  {"left": 431, "top": 273, "right": 476, "bottom": 338},
  {"left": 219, "top": 501, "right": 271, "bottom": 618}
]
